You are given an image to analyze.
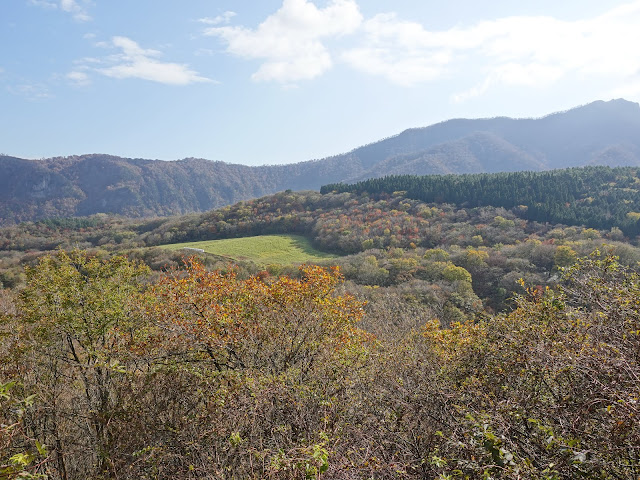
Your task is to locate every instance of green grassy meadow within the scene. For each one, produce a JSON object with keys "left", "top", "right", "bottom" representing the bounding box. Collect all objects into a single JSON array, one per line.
[{"left": 164, "top": 234, "right": 337, "bottom": 265}]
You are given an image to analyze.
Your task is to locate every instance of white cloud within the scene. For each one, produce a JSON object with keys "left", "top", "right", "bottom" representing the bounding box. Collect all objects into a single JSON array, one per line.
[
  {"left": 70, "top": 37, "right": 212, "bottom": 86},
  {"left": 28, "top": 0, "right": 57, "bottom": 9},
  {"left": 67, "top": 70, "right": 90, "bottom": 86},
  {"left": 205, "top": 0, "right": 362, "bottom": 83},
  {"left": 76, "top": 36, "right": 212, "bottom": 86},
  {"left": 339, "top": 1, "right": 640, "bottom": 98},
  {"left": 340, "top": 12, "right": 453, "bottom": 86},
  {"left": 73, "top": 56, "right": 101, "bottom": 64},
  {"left": 198, "top": 0, "right": 640, "bottom": 96},
  {"left": 452, "top": 63, "right": 565, "bottom": 103},
  {"left": 29, "top": 0, "right": 92, "bottom": 21},
  {"left": 60, "top": 0, "right": 91, "bottom": 22},
  {"left": 198, "top": 11, "right": 236, "bottom": 26},
  {"left": 342, "top": 46, "right": 449, "bottom": 87}
]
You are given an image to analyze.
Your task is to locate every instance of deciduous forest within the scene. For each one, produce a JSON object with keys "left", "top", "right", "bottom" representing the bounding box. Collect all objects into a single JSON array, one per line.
[
  {"left": 2, "top": 165, "right": 640, "bottom": 478},
  {"left": 2, "top": 250, "right": 639, "bottom": 478}
]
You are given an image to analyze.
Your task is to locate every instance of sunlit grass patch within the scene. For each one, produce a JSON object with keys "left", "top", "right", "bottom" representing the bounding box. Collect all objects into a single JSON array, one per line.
[{"left": 163, "top": 234, "right": 337, "bottom": 265}]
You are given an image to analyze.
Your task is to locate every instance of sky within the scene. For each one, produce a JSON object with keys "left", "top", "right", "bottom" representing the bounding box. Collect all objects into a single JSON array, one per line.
[{"left": 2, "top": 0, "right": 640, "bottom": 165}]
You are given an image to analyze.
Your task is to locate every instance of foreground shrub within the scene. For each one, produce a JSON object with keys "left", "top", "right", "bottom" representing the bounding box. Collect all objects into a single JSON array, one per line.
[{"left": 2, "top": 249, "right": 639, "bottom": 478}]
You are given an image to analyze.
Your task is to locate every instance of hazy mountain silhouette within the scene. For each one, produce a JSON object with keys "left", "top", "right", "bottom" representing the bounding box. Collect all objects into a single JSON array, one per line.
[{"left": 2, "top": 99, "right": 640, "bottom": 224}]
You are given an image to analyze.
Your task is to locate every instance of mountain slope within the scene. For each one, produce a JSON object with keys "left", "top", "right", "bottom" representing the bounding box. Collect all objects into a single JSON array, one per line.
[
  {"left": 2, "top": 99, "right": 640, "bottom": 225},
  {"left": 351, "top": 132, "right": 546, "bottom": 179}
]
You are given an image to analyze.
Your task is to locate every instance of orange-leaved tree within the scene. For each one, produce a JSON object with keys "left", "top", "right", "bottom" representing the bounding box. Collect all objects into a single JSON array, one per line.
[
  {"left": 147, "top": 258, "right": 366, "bottom": 376},
  {"left": 118, "top": 258, "right": 371, "bottom": 479}
]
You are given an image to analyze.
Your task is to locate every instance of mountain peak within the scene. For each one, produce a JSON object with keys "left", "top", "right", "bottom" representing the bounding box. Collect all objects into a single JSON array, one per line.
[{"left": 557, "top": 98, "right": 639, "bottom": 115}]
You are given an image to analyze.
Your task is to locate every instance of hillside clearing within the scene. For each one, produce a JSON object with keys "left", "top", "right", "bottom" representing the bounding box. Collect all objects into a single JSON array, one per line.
[{"left": 163, "top": 234, "right": 337, "bottom": 265}]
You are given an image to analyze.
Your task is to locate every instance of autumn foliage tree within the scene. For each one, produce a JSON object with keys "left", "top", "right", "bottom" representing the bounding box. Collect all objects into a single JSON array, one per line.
[
  {"left": 9, "top": 249, "right": 149, "bottom": 479},
  {"left": 0, "top": 380, "right": 49, "bottom": 479},
  {"left": 357, "top": 252, "right": 640, "bottom": 478},
  {"left": 3, "top": 248, "right": 640, "bottom": 479},
  {"left": 131, "top": 259, "right": 370, "bottom": 478},
  {"left": 148, "top": 259, "right": 366, "bottom": 376},
  {"left": 2, "top": 251, "right": 369, "bottom": 479}
]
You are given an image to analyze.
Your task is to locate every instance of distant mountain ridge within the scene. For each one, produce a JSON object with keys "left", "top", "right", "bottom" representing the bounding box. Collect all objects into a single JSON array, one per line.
[{"left": 2, "top": 99, "right": 640, "bottom": 225}]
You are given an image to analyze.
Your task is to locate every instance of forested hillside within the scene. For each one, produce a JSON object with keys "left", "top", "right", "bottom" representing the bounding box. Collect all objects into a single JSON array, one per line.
[
  {"left": 2, "top": 99, "right": 640, "bottom": 225},
  {"left": 0, "top": 155, "right": 285, "bottom": 224},
  {"left": 3, "top": 163, "right": 640, "bottom": 477},
  {"left": 3, "top": 179, "right": 640, "bottom": 315},
  {"left": 323, "top": 166, "right": 640, "bottom": 235}
]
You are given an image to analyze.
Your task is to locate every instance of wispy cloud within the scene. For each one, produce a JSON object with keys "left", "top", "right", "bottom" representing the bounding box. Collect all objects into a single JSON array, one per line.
[
  {"left": 8, "top": 83, "right": 52, "bottom": 101},
  {"left": 60, "top": 0, "right": 91, "bottom": 22},
  {"left": 205, "top": 0, "right": 362, "bottom": 84},
  {"left": 198, "top": 11, "right": 236, "bottom": 26},
  {"left": 207, "top": 0, "right": 640, "bottom": 99},
  {"left": 28, "top": 0, "right": 92, "bottom": 21},
  {"left": 66, "top": 70, "right": 90, "bottom": 86},
  {"left": 72, "top": 36, "right": 212, "bottom": 86},
  {"left": 340, "top": 13, "right": 453, "bottom": 87},
  {"left": 194, "top": 48, "right": 215, "bottom": 57},
  {"left": 340, "top": 1, "right": 640, "bottom": 99},
  {"left": 27, "top": 0, "right": 57, "bottom": 9}
]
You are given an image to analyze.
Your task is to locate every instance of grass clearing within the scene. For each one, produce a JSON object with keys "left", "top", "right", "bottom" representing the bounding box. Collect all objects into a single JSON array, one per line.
[{"left": 163, "top": 234, "right": 337, "bottom": 265}]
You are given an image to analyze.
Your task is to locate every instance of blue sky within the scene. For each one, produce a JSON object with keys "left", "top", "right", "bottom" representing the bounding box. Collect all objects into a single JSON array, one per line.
[{"left": 2, "top": 0, "right": 640, "bottom": 165}]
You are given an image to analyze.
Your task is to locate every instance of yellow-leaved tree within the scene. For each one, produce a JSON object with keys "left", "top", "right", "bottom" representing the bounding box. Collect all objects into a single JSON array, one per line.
[
  {"left": 9, "top": 249, "right": 149, "bottom": 480},
  {"left": 6, "top": 251, "right": 370, "bottom": 479}
]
